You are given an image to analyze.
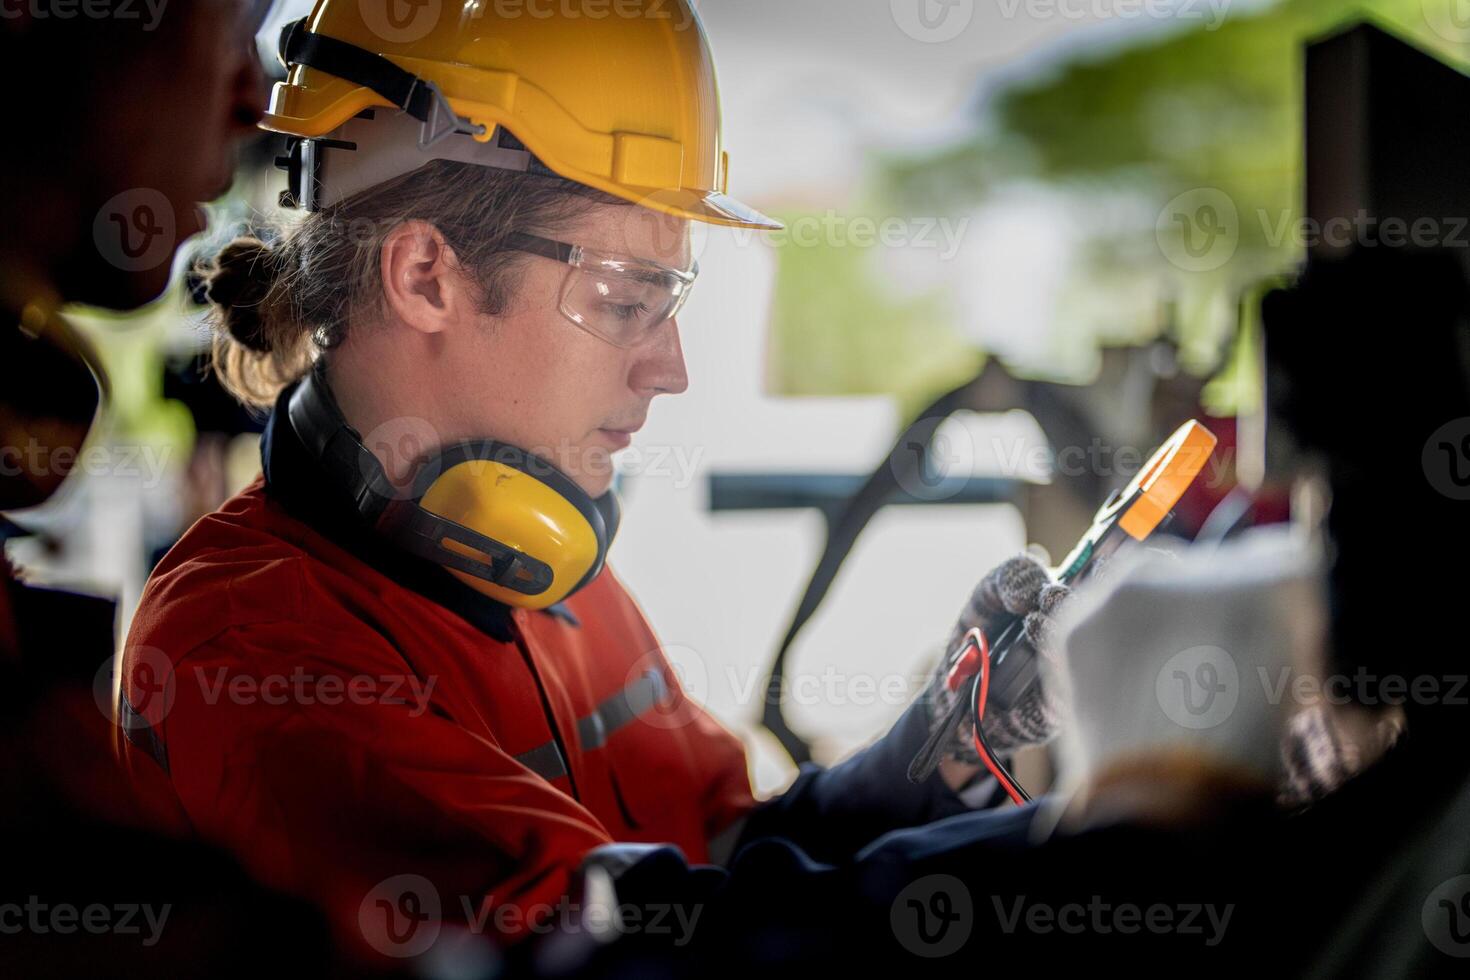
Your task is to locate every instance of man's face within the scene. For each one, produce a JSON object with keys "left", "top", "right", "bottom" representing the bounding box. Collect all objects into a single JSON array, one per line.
[
  {"left": 434, "top": 206, "right": 695, "bottom": 498},
  {"left": 67, "top": 0, "right": 267, "bottom": 309}
]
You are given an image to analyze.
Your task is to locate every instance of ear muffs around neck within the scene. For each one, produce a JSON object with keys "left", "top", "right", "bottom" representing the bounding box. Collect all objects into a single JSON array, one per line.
[{"left": 287, "top": 368, "right": 618, "bottom": 610}]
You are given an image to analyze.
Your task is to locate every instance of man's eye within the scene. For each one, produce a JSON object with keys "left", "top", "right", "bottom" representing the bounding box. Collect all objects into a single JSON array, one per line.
[{"left": 606, "top": 301, "right": 655, "bottom": 322}]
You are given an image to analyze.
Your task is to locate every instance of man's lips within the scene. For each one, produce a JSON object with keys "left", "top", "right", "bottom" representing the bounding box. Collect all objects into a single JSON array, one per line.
[
  {"left": 597, "top": 418, "right": 645, "bottom": 449},
  {"left": 597, "top": 427, "right": 636, "bottom": 449}
]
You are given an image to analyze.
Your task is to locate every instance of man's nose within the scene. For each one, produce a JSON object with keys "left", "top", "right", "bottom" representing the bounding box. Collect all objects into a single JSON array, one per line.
[{"left": 630, "top": 317, "right": 690, "bottom": 396}]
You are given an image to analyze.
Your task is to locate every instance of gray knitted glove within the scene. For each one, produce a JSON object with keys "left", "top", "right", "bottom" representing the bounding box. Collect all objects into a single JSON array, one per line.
[{"left": 925, "top": 555, "right": 1072, "bottom": 763}]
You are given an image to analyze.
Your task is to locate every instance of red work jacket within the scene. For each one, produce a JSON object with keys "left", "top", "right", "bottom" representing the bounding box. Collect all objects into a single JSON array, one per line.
[{"left": 119, "top": 454, "right": 756, "bottom": 945}]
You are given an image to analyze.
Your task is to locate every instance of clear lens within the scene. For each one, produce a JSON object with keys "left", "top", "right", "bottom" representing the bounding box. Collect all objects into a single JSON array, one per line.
[{"left": 558, "top": 249, "right": 696, "bottom": 348}]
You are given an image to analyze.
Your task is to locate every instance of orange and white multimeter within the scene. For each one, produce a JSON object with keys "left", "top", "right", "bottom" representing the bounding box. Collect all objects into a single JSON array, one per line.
[
  {"left": 986, "top": 419, "right": 1219, "bottom": 710},
  {"left": 907, "top": 419, "right": 1219, "bottom": 788}
]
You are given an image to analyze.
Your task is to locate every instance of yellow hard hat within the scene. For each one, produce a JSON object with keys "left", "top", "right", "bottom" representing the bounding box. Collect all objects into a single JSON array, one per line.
[{"left": 265, "top": 0, "right": 779, "bottom": 230}]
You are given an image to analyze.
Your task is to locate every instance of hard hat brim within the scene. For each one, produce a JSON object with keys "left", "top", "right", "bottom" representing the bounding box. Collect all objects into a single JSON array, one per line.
[{"left": 636, "top": 188, "right": 783, "bottom": 232}]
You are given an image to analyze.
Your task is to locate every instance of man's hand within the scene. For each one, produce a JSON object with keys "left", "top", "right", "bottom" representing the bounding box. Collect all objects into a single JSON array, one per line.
[{"left": 925, "top": 555, "right": 1071, "bottom": 770}]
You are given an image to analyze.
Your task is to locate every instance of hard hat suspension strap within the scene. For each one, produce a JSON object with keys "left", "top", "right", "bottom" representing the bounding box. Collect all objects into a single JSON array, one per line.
[{"left": 277, "top": 17, "right": 485, "bottom": 149}]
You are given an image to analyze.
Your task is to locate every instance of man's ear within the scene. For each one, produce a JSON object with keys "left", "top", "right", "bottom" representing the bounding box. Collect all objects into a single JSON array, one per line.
[{"left": 380, "top": 220, "right": 474, "bottom": 335}]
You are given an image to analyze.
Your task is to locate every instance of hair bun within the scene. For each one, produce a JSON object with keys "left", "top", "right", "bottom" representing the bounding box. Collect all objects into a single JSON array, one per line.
[{"left": 207, "top": 237, "right": 278, "bottom": 354}]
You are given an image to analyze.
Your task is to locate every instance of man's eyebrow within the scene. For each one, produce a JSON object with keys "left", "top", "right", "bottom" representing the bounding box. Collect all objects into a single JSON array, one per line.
[{"left": 620, "top": 266, "right": 685, "bottom": 286}]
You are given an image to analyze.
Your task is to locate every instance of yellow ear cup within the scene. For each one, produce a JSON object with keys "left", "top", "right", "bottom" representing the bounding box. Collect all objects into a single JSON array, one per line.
[{"left": 417, "top": 458, "right": 601, "bottom": 610}]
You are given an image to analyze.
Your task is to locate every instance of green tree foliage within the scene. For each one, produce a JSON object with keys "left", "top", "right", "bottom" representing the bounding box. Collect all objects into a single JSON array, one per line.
[{"left": 770, "top": 0, "right": 1467, "bottom": 412}]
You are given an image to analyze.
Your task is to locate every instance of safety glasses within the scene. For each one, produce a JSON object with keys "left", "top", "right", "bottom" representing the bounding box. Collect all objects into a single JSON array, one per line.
[{"left": 502, "top": 232, "right": 698, "bottom": 349}]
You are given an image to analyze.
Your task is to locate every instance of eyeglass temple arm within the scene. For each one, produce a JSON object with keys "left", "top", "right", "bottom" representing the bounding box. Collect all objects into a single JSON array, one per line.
[
  {"left": 502, "top": 231, "right": 698, "bottom": 285},
  {"left": 502, "top": 232, "right": 576, "bottom": 265}
]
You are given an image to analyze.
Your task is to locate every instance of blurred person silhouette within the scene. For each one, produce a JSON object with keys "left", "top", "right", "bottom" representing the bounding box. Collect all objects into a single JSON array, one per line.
[{"left": 1, "top": 2, "right": 342, "bottom": 975}]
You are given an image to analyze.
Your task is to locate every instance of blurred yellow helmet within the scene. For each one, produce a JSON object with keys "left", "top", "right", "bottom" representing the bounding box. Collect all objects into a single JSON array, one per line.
[{"left": 265, "top": 0, "right": 778, "bottom": 230}]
